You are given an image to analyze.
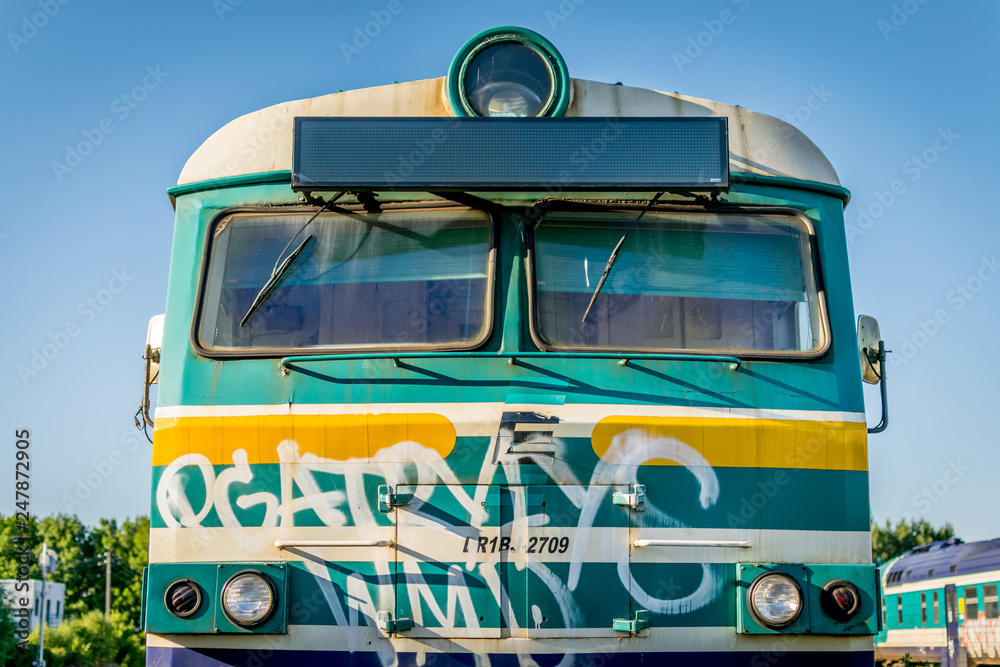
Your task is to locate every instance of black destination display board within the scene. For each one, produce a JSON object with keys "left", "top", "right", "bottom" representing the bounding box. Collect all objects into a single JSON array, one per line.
[{"left": 292, "top": 116, "right": 729, "bottom": 191}]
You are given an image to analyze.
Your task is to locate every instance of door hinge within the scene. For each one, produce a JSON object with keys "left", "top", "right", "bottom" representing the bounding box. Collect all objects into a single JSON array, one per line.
[
  {"left": 377, "top": 485, "right": 410, "bottom": 513},
  {"left": 613, "top": 610, "right": 649, "bottom": 633},
  {"left": 612, "top": 484, "right": 646, "bottom": 511},
  {"left": 376, "top": 610, "right": 413, "bottom": 633}
]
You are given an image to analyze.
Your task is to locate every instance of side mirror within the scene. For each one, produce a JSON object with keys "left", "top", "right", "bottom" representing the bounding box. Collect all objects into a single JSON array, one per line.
[
  {"left": 857, "top": 315, "right": 881, "bottom": 384},
  {"left": 857, "top": 315, "right": 889, "bottom": 433},
  {"left": 136, "top": 314, "right": 165, "bottom": 431},
  {"left": 146, "top": 314, "right": 164, "bottom": 385}
]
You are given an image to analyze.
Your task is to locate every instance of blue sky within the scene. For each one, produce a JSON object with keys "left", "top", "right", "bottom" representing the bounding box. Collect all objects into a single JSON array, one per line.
[{"left": 2, "top": 0, "right": 998, "bottom": 542}]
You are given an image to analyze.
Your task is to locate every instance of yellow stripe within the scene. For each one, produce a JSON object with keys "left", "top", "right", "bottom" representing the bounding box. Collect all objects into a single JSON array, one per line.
[
  {"left": 591, "top": 417, "right": 868, "bottom": 471},
  {"left": 152, "top": 414, "right": 456, "bottom": 466}
]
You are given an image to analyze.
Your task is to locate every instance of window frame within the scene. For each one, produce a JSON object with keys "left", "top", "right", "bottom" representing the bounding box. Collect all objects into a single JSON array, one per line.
[
  {"left": 191, "top": 204, "right": 497, "bottom": 359},
  {"left": 525, "top": 203, "right": 831, "bottom": 359},
  {"left": 965, "top": 586, "right": 980, "bottom": 621},
  {"left": 984, "top": 583, "right": 999, "bottom": 620}
]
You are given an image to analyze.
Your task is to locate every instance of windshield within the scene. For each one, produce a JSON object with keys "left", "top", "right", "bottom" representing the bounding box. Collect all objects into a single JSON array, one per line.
[
  {"left": 530, "top": 209, "right": 827, "bottom": 355},
  {"left": 196, "top": 207, "right": 493, "bottom": 353}
]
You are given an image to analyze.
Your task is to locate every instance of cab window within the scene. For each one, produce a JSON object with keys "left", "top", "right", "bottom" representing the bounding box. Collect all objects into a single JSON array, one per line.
[
  {"left": 530, "top": 209, "right": 828, "bottom": 355},
  {"left": 197, "top": 207, "right": 493, "bottom": 353}
]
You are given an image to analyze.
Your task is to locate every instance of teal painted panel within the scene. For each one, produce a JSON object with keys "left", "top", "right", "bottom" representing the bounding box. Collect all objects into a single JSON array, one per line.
[
  {"left": 213, "top": 562, "right": 289, "bottom": 634},
  {"left": 286, "top": 560, "right": 394, "bottom": 629},
  {"left": 396, "top": 485, "right": 501, "bottom": 637},
  {"left": 628, "top": 562, "right": 735, "bottom": 628},
  {"left": 145, "top": 562, "right": 288, "bottom": 634},
  {"left": 806, "top": 564, "right": 879, "bottom": 635},
  {"left": 145, "top": 563, "right": 219, "bottom": 634},
  {"left": 149, "top": 463, "right": 869, "bottom": 532},
  {"left": 736, "top": 563, "right": 811, "bottom": 635},
  {"left": 518, "top": 486, "right": 629, "bottom": 635},
  {"left": 158, "top": 182, "right": 866, "bottom": 415},
  {"left": 737, "top": 563, "right": 878, "bottom": 636}
]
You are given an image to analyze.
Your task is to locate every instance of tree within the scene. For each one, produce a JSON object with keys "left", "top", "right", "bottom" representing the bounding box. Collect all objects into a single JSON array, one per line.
[
  {"left": 0, "top": 514, "right": 150, "bottom": 666},
  {"left": 32, "top": 610, "right": 144, "bottom": 667},
  {"left": 0, "top": 514, "right": 150, "bottom": 622},
  {"left": 0, "top": 513, "right": 39, "bottom": 580},
  {"left": 90, "top": 517, "right": 150, "bottom": 627},
  {"left": 1, "top": 597, "right": 32, "bottom": 667},
  {"left": 872, "top": 518, "right": 955, "bottom": 564}
]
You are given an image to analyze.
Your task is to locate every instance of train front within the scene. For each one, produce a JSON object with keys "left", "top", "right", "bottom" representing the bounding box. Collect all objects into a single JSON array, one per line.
[{"left": 140, "top": 27, "right": 880, "bottom": 667}]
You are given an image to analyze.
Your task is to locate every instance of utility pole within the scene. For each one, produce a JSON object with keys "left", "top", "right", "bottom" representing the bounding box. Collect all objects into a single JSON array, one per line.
[
  {"left": 105, "top": 550, "right": 112, "bottom": 618},
  {"left": 35, "top": 543, "right": 57, "bottom": 667},
  {"left": 36, "top": 543, "right": 47, "bottom": 667}
]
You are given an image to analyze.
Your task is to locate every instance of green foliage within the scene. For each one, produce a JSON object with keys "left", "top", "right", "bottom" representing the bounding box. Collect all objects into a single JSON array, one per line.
[
  {"left": 872, "top": 518, "right": 955, "bottom": 564},
  {"left": 0, "top": 514, "right": 149, "bottom": 624},
  {"left": 0, "top": 513, "right": 39, "bottom": 580},
  {"left": 91, "top": 517, "right": 150, "bottom": 626},
  {"left": 32, "top": 610, "right": 144, "bottom": 667},
  {"left": 1, "top": 594, "right": 40, "bottom": 667}
]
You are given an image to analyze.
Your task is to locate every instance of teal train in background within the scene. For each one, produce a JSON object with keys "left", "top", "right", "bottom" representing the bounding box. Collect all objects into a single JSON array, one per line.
[
  {"left": 137, "top": 26, "right": 891, "bottom": 667},
  {"left": 877, "top": 537, "right": 1000, "bottom": 666}
]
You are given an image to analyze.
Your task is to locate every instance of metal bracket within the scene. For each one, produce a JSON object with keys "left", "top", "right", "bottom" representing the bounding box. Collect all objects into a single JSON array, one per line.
[
  {"left": 867, "top": 340, "right": 890, "bottom": 434},
  {"left": 613, "top": 610, "right": 649, "bottom": 633},
  {"left": 377, "top": 485, "right": 410, "bottom": 513},
  {"left": 376, "top": 610, "right": 412, "bottom": 633},
  {"left": 612, "top": 484, "right": 646, "bottom": 511}
]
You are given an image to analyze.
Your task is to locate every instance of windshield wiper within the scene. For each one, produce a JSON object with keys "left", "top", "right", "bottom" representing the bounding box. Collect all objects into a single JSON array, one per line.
[
  {"left": 239, "top": 193, "right": 344, "bottom": 328},
  {"left": 580, "top": 191, "right": 664, "bottom": 324},
  {"left": 239, "top": 235, "right": 314, "bottom": 327}
]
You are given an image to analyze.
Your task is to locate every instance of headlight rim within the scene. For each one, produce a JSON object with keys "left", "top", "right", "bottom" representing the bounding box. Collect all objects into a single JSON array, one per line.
[
  {"left": 820, "top": 578, "right": 863, "bottom": 622},
  {"left": 163, "top": 578, "right": 203, "bottom": 619},
  {"left": 747, "top": 572, "right": 804, "bottom": 629},
  {"left": 221, "top": 570, "right": 277, "bottom": 628},
  {"left": 446, "top": 26, "right": 571, "bottom": 119}
]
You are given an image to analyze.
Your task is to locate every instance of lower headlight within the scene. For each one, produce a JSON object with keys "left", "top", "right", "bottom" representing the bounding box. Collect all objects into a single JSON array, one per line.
[
  {"left": 164, "top": 580, "right": 202, "bottom": 618},
  {"left": 821, "top": 579, "right": 862, "bottom": 622},
  {"left": 749, "top": 573, "right": 803, "bottom": 627},
  {"left": 222, "top": 572, "right": 275, "bottom": 627}
]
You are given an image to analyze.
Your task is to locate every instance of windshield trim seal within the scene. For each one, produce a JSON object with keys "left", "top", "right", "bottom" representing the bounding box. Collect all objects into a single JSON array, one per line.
[
  {"left": 190, "top": 204, "right": 497, "bottom": 360},
  {"left": 525, "top": 203, "right": 832, "bottom": 361}
]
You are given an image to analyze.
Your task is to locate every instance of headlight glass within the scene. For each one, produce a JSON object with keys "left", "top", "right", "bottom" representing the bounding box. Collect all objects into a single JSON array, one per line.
[
  {"left": 222, "top": 572, "right": 275, "bottom": 626},
  {"left": 463, "top": 41, "right": 553, "bottom": 117},
  {"left": 750, "top": 573, "right": 802, "bottom": 627}
]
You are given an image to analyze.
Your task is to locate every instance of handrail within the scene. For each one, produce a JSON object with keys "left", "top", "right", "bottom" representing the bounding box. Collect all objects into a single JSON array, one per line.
[
  {"left": 280, "top": 351, "right": 741, "bottom": 370},
  {"left": 632, "top": 539, "right": 752, "bottom": 548},
  {"left": 274, "top": 539, "right": 392, "bottom": 549}
]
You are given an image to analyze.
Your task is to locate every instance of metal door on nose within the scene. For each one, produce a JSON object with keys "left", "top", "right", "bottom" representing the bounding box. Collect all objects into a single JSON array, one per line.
[
  {"left": 393, "top": 484, "right": 502, "bottom": 638},
  {"left": 505, "top": 485, "right": 631, "bottom": 638}
]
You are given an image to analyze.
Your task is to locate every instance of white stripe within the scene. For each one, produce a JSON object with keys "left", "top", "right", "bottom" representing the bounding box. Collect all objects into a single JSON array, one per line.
[
  {"left": 879, "top": 627, "right": 947, "bottom": 647},
  {"left": 147, "top": 624, "right": 875, "bottom": 653},
  {"left": 149, "top": 526, "right": 871, "bottom": 565},
  {"left": 155, "top": 401, "right": 866, "bottom": 429},
  {"left": 886, "top": 570, "right": 1000, "bottom": 595}
]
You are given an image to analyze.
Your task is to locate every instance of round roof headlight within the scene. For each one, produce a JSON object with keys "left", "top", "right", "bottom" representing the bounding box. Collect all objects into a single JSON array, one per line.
[
  {"left": 164, "top": 579, "right": 202, "bottom": 619},
  {"left": 748, "top": 573, "right": 803, "bottom": 628},
  {"left": 447, "top": 27, "right": 570, "bottom": 118},
  {"left": 222, "top": 572, "right": 275, "bottom": 627}
]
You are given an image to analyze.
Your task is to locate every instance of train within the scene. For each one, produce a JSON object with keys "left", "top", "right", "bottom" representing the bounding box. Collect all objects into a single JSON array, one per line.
[
  {"left": 877, "top": 538, "right": 1000, "bottom": 666},
  {"left": 138, "top": 25, "right": 891, "bottom": 666}
]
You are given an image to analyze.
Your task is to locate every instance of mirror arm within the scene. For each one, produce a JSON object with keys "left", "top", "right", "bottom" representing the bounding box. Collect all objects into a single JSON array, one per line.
[
  {"left": 140, "top": 344, "right": 156, "bottom": 428},
  {"left": 868, "top": 340, "right": 889, "bottom": 434}
]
